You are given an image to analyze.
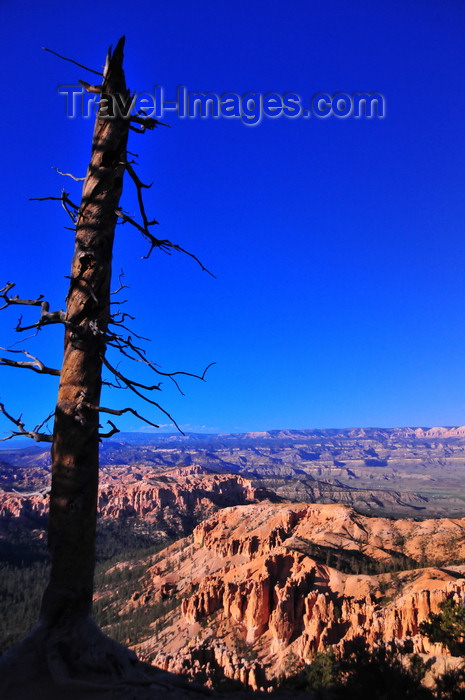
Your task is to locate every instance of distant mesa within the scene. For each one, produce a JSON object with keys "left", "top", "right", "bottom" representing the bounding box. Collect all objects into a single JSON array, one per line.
[
  {"left": 244, "top": 431, "right": 272, "bottom": 439},
  {"left": 3, "top": 424, "right": 465, "bottom": 521},
  {"left": 3, "top": 426, "right": 465, "bottom": 690}
]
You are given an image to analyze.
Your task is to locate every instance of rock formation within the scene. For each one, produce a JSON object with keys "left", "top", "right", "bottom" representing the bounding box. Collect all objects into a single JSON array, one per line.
[
  {"left": 0, "top": 465, "right": 267, "bottom": 539},
  {"left": 4, "top": 454, "right": 465, "bottom": 692},
  {"left": 123, "top": 502, "right": 465, "bottom": 690}
]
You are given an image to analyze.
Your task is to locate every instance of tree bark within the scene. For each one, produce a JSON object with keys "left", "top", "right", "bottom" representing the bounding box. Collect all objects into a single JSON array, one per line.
[
  {"left": 40, "top": 37, "right": 129, "bottom": 625},
  {"left": 0, "top": 38, "right": 217, "bottom": 698}
]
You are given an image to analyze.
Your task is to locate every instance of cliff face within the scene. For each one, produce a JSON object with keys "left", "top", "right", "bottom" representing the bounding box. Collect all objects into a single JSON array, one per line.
[
  {"left": 97, "top": 468, "right": 259, "bottom": 520},
  {"left": 4, "top": 456, "right": 465, "bottom": 691},
  {"left": 0, "top": 491, "right": 48, "bottom": 523},
  {"left": 127, "top": 502, "right": 465, "bottom": 690},
  {"left": 0, "top": 465, "right": 264, "bottom": 536},
  {"left": 6, "top": 427, "right": 465, "bottom": 520},
  {"left": 181, "top": 536, "right": 464, "bottom": 657},
  {"left": 191, "top": 502, "right": 465, "bottom": 565}
]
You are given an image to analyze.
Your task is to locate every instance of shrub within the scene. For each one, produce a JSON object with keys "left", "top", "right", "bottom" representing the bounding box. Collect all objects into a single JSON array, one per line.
[{"left": 420, "top": 599, "right": 465, "bottom": 656}]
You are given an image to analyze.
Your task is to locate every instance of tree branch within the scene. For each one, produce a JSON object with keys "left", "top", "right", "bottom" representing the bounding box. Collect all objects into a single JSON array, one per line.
[
  {"left": 100, "top": 356, "right": 184, "bottom": 433},
  {"left": 30, "top": 190, "right": 80, "bottom": 224},
  {"left": 115, "top": 204, "right": 215, "bottom": 275},
  {"left": 101, "top": 355, "right": 162, "bottom": 392},
  {"left": 52, "top": 167, "right": 85, "bottom": 182},
  {"left": 0, "top": 347, "right": 60, "bottom": 376},
  {"left": 42, "top": 47, "right": 103, "bottom": 76},
  {"left": 125, "top": 162, "right": 155, "bottom": 233},
  {"left": 107, "top": 318, "right": 149, "bottom": 340},
  {"left": 34, "top": 410, "right": 55, "bottom": 434},
  {"left": 99, "top": 420, "right": 120, "bottom": 439},
  {"left": 117, "top": 161, "right": 215, "bottom": 276},
  {"left": 0, "top": 402, "right": 53, "bottom": 443},
  {"left": 12, "top": 487, "right": 50, "bottom": 497},
  {"left": 107, "top": 331, "right": 215, "bottom": 393},
  {"left": 84, "top": 403, "right": 160, "bottom": 429},
  {"left": 128, "top": 115, "right": 170, "bottom": 132},
  {"left": 0, "top": 282, "right": 44, "bottom": 310},
  {"left": 0, "top": 283, "right": 66, "bottom": 332},
  {"left": 111, "top": 269, "right": 129, "bottom": 296}
]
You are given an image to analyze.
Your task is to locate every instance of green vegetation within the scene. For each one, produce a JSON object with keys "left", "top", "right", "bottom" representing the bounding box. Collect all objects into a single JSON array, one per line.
[
  {"left": 94, "top": 591, "right": 181, "bottom": 646},
  {"left": 420, "top": 599, "right": 465, "bottom": 656},
  {"left": 0, "top": 561, "right": 49, "bottom": 653},
  {"left": 294, "top": 537, "right": 422, "bottom": 576},
  {"left": 279, "top": 649, "right": 339, "bottom": 697},
  {"left": 0, "top": 519, "right": 173, "bottom": 653},
  {"left": 277, "top": 635, "right": 465, "bottom": 699},
  {"left": 278, "top": 640, "right": 435, "bottom": 699},
  {"left": 434, "top": 666, "right": 465, "bottom": 700},
  {"left": 230, "top": 628, "right": 258, "bottom": 664},
  {"left": 0, "top": 531, "right": 49, "bottom": 653}
]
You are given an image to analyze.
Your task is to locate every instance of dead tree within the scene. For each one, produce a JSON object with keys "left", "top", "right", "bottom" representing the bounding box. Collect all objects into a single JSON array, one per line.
[
  {"left": 41, "top": 36, "right": 131, "bottom": 627},
  {"left": 0, "top": 38, "right": 212, "bottom": 696}
]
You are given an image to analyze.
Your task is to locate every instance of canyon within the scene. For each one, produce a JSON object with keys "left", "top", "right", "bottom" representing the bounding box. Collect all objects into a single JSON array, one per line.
[
  {"left": 3, "top": 428, "right": 465, "bottom": 692},
  {"left": 0, "top": 465, "right": 264, "bottom": 540},
  {"left": 99, "top": 502, "right": 465, "bottom": 690},
  {"left": 4, "top": 426, "right": 465, "bottom": 521}
]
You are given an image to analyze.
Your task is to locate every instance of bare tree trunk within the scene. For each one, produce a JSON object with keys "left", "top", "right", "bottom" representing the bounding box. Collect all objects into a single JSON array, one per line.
[
  {"left": 40, "top": 37, "right": 129, "bottom": 625},
  {"left": 0, "top": 37, "right": 215, "bottom": 698}
]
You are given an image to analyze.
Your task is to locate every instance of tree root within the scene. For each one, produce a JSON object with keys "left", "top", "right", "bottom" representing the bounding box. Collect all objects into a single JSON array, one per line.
[{"left": 0, "top": 616, "right": 213, "bottom": 699}]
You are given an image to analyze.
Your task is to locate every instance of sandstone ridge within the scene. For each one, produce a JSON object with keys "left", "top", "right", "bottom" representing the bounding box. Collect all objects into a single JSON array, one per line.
[
  {"left": 121, "top": 502, "right": 465, "bottom": 690},
  {"left": 0, "top": 465, "right": 270, "bottom": 539}
]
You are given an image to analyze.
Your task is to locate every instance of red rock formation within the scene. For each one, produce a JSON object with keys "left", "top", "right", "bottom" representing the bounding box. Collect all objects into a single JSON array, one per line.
[
  {"left": 0, "top": 466, "right": 262, "bottom": 531},
  {"left": 0, "top": 491, "right": 48, "bottom": 521},
  {"left": 5, "top": 466, "right": 465, "bottom": 691},
  {"left": 131, "top": 502, "right": 465, "bottom": 689},
  {"left": 154, "top": 637, "right": 268, "bottom": 691}
]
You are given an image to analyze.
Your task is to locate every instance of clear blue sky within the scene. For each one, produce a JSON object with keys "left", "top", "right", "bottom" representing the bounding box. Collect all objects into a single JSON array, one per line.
[{"left": 1, "top": 0, "right": 465, "bottom": 436}]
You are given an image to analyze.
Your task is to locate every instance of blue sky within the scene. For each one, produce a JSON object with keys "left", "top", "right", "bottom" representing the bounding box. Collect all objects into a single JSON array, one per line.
[{"left": 1, "top": 0, "right": 465, "bottom": 436}]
